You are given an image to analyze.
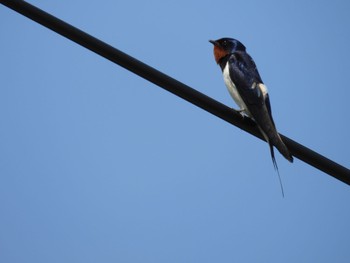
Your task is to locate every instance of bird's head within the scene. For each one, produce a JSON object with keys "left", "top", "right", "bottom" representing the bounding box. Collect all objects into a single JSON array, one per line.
[{"left": 209, "top": 38, "right": 246, "bottom": 64}]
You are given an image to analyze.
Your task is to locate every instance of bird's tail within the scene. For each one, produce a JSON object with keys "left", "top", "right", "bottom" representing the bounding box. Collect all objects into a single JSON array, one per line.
[
  {"left": 258, "top": 125, "right": 293, "bottom": 163},
  {"left": 269, "top": 135, "right": 293, "bottom": 197},
  {"left": 272, "top": 133, "right": 293, "bottom": 163},
  {"left": 258, "top": 126, "right": 293, "bottom": 197},
  {"left": 269, "top": 142, "right": 284, "bottom": 197}
]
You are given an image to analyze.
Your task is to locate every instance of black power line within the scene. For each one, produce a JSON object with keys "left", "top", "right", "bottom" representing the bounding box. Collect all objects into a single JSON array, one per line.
[{"left": 1, "top": 0, "right": 349, "bottom": 184}]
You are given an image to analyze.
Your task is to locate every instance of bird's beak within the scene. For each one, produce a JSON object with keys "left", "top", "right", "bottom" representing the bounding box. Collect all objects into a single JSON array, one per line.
[{"left": 209, "top": 40, "right": 218, "bottom": 46}]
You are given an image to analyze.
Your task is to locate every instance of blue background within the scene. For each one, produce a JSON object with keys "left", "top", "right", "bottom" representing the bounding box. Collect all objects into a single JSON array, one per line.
[{"left": 1, "top": 1, "right": 349, "bottom": 262}]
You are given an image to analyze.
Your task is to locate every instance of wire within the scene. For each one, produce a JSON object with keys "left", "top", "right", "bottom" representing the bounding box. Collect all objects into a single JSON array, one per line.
[{"left": 1, "top": 0, "right": 350, "bottom": 184}]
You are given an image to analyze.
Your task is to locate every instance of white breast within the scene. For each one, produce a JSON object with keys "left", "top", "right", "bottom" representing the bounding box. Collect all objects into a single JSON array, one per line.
[
  {"left": 223, "top": 63, "right": 249, "bottom": 115},
  {"left": 222, "top": 63, "right": 269, "bottom": 117}
]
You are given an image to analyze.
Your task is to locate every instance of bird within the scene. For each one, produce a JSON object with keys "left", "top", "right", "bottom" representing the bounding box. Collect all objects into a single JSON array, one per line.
[{"left": 209, "top": 38, "right": 293, "bottom": 193}]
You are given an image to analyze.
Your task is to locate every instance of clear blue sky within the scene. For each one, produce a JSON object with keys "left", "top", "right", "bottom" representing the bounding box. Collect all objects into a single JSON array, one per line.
[{"left": 1, "top": 1, "right": 350, "bottom": 262}]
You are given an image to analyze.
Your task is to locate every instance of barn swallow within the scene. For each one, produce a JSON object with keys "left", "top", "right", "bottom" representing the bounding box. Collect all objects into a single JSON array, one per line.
[{"left": 209, "top": 38, "right": 293, "bottom": 187}]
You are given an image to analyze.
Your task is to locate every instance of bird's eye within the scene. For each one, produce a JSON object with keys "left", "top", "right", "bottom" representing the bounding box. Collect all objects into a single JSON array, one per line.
[{"left": 222, "top": 40, "right": 227, "bottom": 47}]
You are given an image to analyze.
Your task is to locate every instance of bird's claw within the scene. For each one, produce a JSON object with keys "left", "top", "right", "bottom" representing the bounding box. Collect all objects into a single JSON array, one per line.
[{"left": 232, "top": 108, "right": 246, "bottom": 118}]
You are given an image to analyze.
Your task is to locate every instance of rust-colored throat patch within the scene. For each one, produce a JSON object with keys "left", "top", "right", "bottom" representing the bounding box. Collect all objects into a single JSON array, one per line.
[{"left": 213, "top": 45, "right": 229, "bottom": 64}]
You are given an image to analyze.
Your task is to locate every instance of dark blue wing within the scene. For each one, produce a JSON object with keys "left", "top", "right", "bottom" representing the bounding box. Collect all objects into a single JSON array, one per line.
[
  {"left": 227, "top": 51, "right": 275, "bottom": 124},
  {"left": 227, "top": 52, "right": 265, "bottom": 106},
  {"left": 228, "top": 51, "right": 293, "bottom": 163}
]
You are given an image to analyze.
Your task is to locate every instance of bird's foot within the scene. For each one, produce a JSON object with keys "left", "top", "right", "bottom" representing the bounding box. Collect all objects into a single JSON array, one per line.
[{"left": 236, "top": 108, "right": 247, "bottom": 118}]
